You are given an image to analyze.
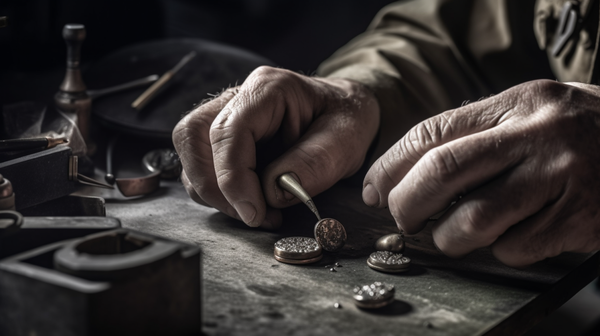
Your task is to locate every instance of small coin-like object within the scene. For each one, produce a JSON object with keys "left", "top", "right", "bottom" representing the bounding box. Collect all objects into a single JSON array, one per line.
[
  {"left": 314, "top": 218, "right": 347, "bottom": 252},
  {"left": 367, "top": 251, "right": 411, "bottom": 273},
  {"left": 274, "top": 254, "right": 323, "bottom": 264},
  {"left": 353, "top": 282, "right": 395, "bottom": 309},
  {"left": 374, "top": 233, "right": 405, "bottom": 253},
  {"left": 274, "top": 237, "right": 322, "bottom": 263}
]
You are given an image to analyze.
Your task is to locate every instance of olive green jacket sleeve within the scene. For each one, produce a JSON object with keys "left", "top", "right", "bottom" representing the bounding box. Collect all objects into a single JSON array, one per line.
[{"left": 317, "top": 0, "right": 553, "bottom": 162}]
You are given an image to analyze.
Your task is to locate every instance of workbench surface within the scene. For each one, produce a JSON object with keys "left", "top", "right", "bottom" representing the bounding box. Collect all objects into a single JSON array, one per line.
[{"left": 106, "top": 181, "right": 599, "bottom": 336}]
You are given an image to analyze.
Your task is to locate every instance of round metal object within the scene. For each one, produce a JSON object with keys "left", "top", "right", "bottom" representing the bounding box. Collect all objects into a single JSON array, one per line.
[
  {"left": 353, "top": 282, "right": 395, "bottom": 309},
  {"left": 274, "top": 254, "right": 323, "bottom": 265},
  {"left": 274, "top": 237, "right": 322, "bottom": 260},
  {"left": 374, "top": 233, "right": 405, "bottom": 253},
  {"left": 0, "top": 177, "right": 13, "bottom": 199},
  {"left": 142, "top": 149, "right": 182, "bottom": 179},
  {"left": 0, "top": 194, "right": 15, "bottom": 211},
  {"left": 367, "top": 251, "right": 411, "bottom": 273},
  {"left": 314, "top": 218, "right": 347, "bottom": 252},
  {"left": 0, "top": 210, "right": 24, "bottom": 238}
]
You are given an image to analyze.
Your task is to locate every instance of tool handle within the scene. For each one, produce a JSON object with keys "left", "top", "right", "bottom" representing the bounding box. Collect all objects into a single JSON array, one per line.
[
  {"left": 0, "top": 138, "right": 48, "bottom": 152},
  {"left": 131, "top": 71, "right": 173, "bottom": 111},
  {"left": 277, "top": 173, "right": 321, "bottom": 220},
  {"left": 63, "top": 24, "right": 86, "bottom": 68}
]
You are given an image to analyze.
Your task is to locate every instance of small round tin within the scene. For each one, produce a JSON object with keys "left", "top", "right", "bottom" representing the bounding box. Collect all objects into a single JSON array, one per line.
[
  {"left": 274, "top": 237, "right": 322, "bottom": 264},
  {"left": 367, "top": 251, "right": 411, "bottom": 273},
  {"left": 353, "top": 282, "right": 395, "bottom": 309}
]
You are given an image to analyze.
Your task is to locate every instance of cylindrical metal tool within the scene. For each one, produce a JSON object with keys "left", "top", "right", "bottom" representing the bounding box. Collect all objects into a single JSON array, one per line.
[
  {"left": 54, "top": 24, "right": 94, "bottom": 154},
  {"left": 277, "top": 173, "right": 321, "bottom": 220}
]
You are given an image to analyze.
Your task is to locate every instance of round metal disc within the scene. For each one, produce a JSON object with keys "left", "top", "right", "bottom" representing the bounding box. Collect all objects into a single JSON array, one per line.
[
  {"left": 367, "top": 251, "right": 411, "bottom": 273},
  {"left": 142, "top": 149, "right": 182, "bottom": 179},
  {"left": 274, "top": 237, "right": 322, "bottom": 260},
  {"left": 353, "top": 282, "right": 395, "bottom": 309},
  {"left": 274, "top": 254, "right": 323, "bottom": 265},
  {"left": 314, "top": 218, "right": 347, "bottom": 252},
  {"left": 374, "top": 233, "right": 405, "bottom": 253}
]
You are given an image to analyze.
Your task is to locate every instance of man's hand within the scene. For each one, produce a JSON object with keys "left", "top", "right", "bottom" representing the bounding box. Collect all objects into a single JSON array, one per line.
[
  {"left": 363, "top": 80, "right": 600, "bottom": 267},
  {"left": 173, "top": 66, "right": 379, "bottom": 229}
]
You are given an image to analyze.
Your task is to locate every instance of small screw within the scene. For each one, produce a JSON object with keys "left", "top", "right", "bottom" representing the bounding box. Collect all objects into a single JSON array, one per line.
[
  {"left": 334, "top": 262, "right": 342, "bottom": 267},
  {"left": 329, "top": 268, "right": 337, "bottom": 272},
  {"left": 334, "top": 302, "right": 342, "bottom": 309}
]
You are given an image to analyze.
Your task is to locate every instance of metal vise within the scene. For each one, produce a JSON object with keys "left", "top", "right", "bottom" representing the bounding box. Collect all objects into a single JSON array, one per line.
[{"left": 0, "top": 229, "right": 201, "bottom": 335}]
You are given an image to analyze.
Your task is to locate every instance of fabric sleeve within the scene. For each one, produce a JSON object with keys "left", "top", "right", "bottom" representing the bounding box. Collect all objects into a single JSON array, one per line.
[{"left": 317, "top": 0, "right": 552, "bottom": 162}]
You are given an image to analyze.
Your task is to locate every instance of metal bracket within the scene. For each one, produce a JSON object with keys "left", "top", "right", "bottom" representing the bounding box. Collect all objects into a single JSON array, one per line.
[{"left": 69, "top": 156, "right": 114, "bottom": 189}]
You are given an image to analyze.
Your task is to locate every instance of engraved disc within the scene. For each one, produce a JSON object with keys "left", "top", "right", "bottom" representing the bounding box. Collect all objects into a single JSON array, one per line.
[
  {"left": 353, "top": 282, "right": 395, "bottom": 309},
  {"left": 274, "top": 237, "right": 322, "bottom": 260},
  {"left": 367, "top": 251, "right": 411, "bottom": 273},
  {"left": 314, "top": 218, "right": 347, "bottom": 252}
]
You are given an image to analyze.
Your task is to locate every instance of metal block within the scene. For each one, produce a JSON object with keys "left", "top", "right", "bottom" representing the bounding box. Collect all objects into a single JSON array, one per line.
[
  {"left": 19, "top": 195, "right": 106, "bottom": 217},
  {"left": 0, "top": 146, "right": 77, "bottom": 210},
  {"left": 0, "top": 229, "right": 201, "bottom": 336},
  {"left": 0, "top": 216, "right": 121, "bottom": 259}
]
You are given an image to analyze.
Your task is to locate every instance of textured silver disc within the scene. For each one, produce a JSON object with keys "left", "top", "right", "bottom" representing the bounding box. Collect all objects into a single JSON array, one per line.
[
  {"left": 314, "top": 218, "right": 347, "bottom": 252},
  {"left": 353, "top": 282, "right": 395, "bottom": 309},
  {"left": 367, "top": 251, "right": 411, "bottom": 273},
  {"left": 274, "top": 237, "right": 322, "bottom": 260}
]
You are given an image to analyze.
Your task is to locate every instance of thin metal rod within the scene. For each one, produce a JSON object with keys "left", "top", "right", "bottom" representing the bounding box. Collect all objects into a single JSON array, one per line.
[
  {"left": 87, "top": 74, "right": 159, "bottom": 100},
  {"left": 277, "top": 173, "right": 321, "bottom": 221}
]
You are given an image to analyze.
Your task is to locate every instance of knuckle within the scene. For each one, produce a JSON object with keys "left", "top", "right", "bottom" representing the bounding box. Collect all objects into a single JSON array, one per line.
[
  {"left": 420, "top": 146, "right": 460, "bottom": 185},
  {"left": 249, "top": 65, "right": 280, "bottom": 78},
  {"left": 400, "top": 115, "right": 453, "bottom": 161},
  {"left": 295, "top": 145, "right": 336, "bottom": 183},
  {"left": 214, "top": 168, "right": 238, "bottom": 193},
  {"left": 173, "top": 115, "right": 214, "bottom": 154},
  {"left": 247, "top": 66, "right": 298, "bottom": 91},
  {"left": 457, "top": 202, "right": 493, "bottom": 244}
]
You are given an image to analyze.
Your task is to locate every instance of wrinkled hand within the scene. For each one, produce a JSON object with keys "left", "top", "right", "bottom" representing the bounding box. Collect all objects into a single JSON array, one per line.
[
  {"left": 363, "top": 80, "right": 600, "bottom": 267},
  {"left": 173, "top": 66, "right": 379, "bottom": 229}
]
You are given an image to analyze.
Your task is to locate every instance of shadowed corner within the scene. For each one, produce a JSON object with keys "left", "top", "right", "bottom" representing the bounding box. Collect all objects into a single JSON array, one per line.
[{"left": 359, "top": 300, "right": 413, "bottom": 316}]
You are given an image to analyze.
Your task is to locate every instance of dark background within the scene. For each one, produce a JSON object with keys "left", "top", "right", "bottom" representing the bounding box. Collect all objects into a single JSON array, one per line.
[{"left": 0, "top": 0, "right": 397, "bottom": 105}]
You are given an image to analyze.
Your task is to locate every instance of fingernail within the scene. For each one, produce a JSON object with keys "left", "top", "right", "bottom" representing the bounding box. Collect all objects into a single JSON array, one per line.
[
  {"left": 362, "top": 184, "right": 380, "bottom": 207},
  {"left": 233, "top": 201, "right": 257, "bottom": 226}
]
